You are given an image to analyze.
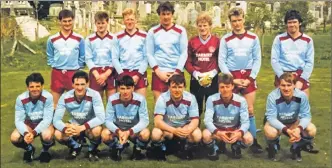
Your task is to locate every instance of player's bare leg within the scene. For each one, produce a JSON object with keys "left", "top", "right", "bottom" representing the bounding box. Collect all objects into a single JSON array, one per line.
[
  {"left": 135, "top": 88, "right": 147, "bottom": 97},
  {"left": 130, "top": 128, "right": 150, "bottom": 160},
  {"left": 153, "top": 91, "right": 162, "bottom": 103},
  {"left": 85, "top": 126, "right": 102, "bottom": 161},
  {"left": 51, "top": 91, "right": 61, "bottom": 108},
  {"left": 243, "top": 91, "right": 263, "bottom": 153}
]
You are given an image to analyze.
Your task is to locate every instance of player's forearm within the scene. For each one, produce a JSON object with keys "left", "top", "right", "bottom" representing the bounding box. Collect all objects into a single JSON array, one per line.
[
  {"left": 105, "top": 121, "right": 119, "bottom": 133},
  {"left": 187, "top": 119, "right": 199, "bottom": 133},
  {"left": 267, "top": 118, "right": 286, "bottom": 131},
  {"left": 131, "top": 120, "right": 149, "bottom": 134},
  {"left": 154, "top": 119, "right": 176, "bottom": 133},
  {"left": 299, "top": 118, "right": 311, "bottom": 130}
]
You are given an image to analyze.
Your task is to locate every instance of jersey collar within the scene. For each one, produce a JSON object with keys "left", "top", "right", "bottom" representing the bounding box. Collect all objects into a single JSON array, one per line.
[
  {"left": 125, "top": 28, "right": 139, "bottom": 37},
  {"left": 60, "top": 30, "right": 73, "bottom": 41}
]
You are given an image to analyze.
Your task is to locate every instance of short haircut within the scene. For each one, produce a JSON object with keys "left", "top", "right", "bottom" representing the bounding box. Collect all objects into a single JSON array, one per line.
[
  {"left": 284, "top": 10, "right": 303, "bottom": 24},
  {"left": 58, "top": 9, "right": 74, "bottom": 20},
  {"left": 196, "top": 12, "right": 212, "bottom": 26},
  {"left": 122, "top": 8, "right": 136, "bottom": 18},
  {"left": 72, "top": 70, "right": 89, "bottom": 83},
  {"left": 218, "top": 73, "right": 234, "bottom": 85},
  {"left": 228, "top": 7, "right": 244, "bottom": 20},
  {"left": 95, "top": 11, "right": 109, "bottom": 22},
  {"left": 157, "top": 1, "right": 175, "bottom": 15},
  {"left": 168, "top": 74, "right": 185, "bottom": 86},
  {"left": 26, "top": 73, "right": 44, "bottom": 87},
  {"left": 116, "top": 75, "right": 134, "bottom": 87},
  {"left": 279, "top": 72, "right": 296, "bottom": 85}
]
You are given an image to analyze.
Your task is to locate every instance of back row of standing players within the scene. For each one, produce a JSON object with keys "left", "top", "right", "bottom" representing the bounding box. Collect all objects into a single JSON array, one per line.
[{"left": 12, "top": 1, "right": 317, "bottom": 164}]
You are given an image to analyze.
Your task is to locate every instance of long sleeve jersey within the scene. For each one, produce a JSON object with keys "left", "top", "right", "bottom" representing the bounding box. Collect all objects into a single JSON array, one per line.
[
  {"left": 85, "top": 32, "right": 114, "bottom": 70},
  {"left": 154, "top": 90, "right": 199, "bottom": 127},
  {"left": 105, "top": 92, "right": 149, "bottom": 134},
  {"left": 271, "top": 32, "right": 314, "bottom": 81},
  {"left": 185, "top": 35, "right": 220, "bottom": 74},
  {"left": 46, "top": 31, "right": 85, "bottom": 70},
  {"left": 15, "top": 90, "right": 54, "bottom": 136},
  {"left": 53, "top": 88, "right": 105, "bottom": 132},
  {"left": 204, "top": 93, "right": 250, "bottom": 134},
  {"left": 218, "top": 31, "right": 261, "bottom": 80},
  {"left": 265, "top": 88, "right": 311, "bottom": 132},
  {"left": 146, "top": 24, "right": 188, "bottom": 73},
  {"left": 112, "top": 29, "right": 148, "bottom": 75}
]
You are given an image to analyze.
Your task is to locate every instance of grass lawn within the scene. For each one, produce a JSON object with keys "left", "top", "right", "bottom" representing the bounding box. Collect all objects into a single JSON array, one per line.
[{"left": 1, "top": 34, "right": 331, "bottom": 167}]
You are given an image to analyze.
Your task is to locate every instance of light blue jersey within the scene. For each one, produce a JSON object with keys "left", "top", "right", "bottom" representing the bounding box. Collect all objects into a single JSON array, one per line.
[
  {"left": 271, "top": 32, "right": 314, "bottom": 81},
  {"left": 112, "top": 29, "right": 148, "bottom": 75},
  {"left": 146, "top": 24, "right": 188, "bottom": 73},
  {"left": 105, "top": 92, "right": 149, "bottom": 134},
  {"left": 218, "top": 31, "right": 261, "bottom": 80},
  {"left": 154, "top": 90, "right": 199, "bottom": 127},
  {"left": 15, "top": 90, "right": 54, "bottom": 136},
  {"left": 46, "top": 31, "right": 85, "bottom": 70},
  {"left": 204, "top": 93, "right": 249, "bottom": 134},
  {"left": 53, "top": 88, "right": 105, "bottom": 132},
  {"left": 265, "top": 88, "right": 311, "bottom": 131},
  {"left": 85, "top": 32, "right": 114, "bottom": 70}
]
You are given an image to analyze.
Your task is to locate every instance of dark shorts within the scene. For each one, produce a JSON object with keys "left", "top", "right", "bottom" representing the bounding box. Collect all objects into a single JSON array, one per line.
[
  {"left": 24, "top": 120, "right": 39, "bottom": 130},
  {"left": 151, "top": 72, "right": 185, "bottom": 92},
  {"left": 230, "top": 69, "right": 257, "bottom": 94},
  {"left": 274, "top": 70, "right": 310, "bottom": 90},
  {"left": 51, "top": 68, "right": 76, "bottom": 93},
  {"left": 89, "top": 67, "right": 116, "bottom": 91},
  {"left": 116, "top": 69, "right": 148, "bottom": 90}
]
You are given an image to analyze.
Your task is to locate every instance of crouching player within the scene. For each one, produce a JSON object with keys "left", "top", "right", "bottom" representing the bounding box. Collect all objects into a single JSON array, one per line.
[
  {"left": 264, "top": 72, "right": 318, "bottom": 162},
  {"left": 11, "top": 73, "right": 54, "bottom": 163},
  {"left": 150, "top": 74, "right": 201, "bottom": 161},
  {"left": 53, "top": 71, "right": 105, "bottom": 161},
  {"left": 203, "top": 74, "right": 253, "bottom": 160},
  {"left": 101, "top": 75, "right": 150, "bottom": 161}
]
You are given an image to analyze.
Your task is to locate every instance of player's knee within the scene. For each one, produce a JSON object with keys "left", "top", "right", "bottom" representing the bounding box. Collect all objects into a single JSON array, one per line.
[
  {"left": 264, "top": 124, "right": 278, "bottom": 139},
  {"left": 54, "top": 130, "right": 64, "bottom": 141},
  {"left": 139, "top": 128, "right": 150, "bottom": 141},
  {"left": 91, "top": 126, "right": 102, "bottom": 137},
  {"left": 202, "top": 129, "right": 212, "bottom": 143},
  {"left": 248, "top": 106, "right": 254, "bottom": 116},
  {"left": 101, "top": 128, "right": 111, "bottom": 142},
  {"left": 191, "top": 128, "right": 202, "bottom": 143},
  {"left": 151, "top": 128, "right": 163, "bottom": 141},
  {"left": 10, "top": 130, "right": 21, "bottom": 143},
  {"left": 243, "top": 132, "right": 253, "bottom": 146},
  {"left": 305, "top": 123, "right": 317, "bottom": 137}
]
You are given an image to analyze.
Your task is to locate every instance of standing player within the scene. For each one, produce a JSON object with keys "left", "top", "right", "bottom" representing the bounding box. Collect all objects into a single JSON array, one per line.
[
  {"left": 10, "top": 73, "right": 54, "bottom": 163},
  {"left": 264, "top": 72, "right": 318, "bottom": 162},
  {"left": 146, "top": 1, "right": 188, "bottom": 102},
  {"left": 47, "top": 9, "right": 85, "bottom": 108},
  {"left": 53, "top": 71, "right": 105, "bottom": 161},
  {"left": 185, "top": 12, "right": 220, "bottom": 116},
  {"left": 218, "top": 7, "right": 262, "bottom": 153},
  {"left": 271, "top": 10, "right": 314, "bottom": 97},
  {"left": 203, "top": 74, "right": 252, "bottom": 160},
  {"left": 101, "top": 75, "right": 150, "bottom": 161},
  {"left": 85, "top": 11, "right": 116, "bottom": 99},
  {"left": 112, "top": 8, "right": 148, "bottom": 97},
  {"left": 150, "top": 75, "right": 201, "bottom": 161}
]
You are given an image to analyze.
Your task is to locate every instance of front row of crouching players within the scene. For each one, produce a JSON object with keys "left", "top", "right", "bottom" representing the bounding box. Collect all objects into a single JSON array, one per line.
[
  {"left": 203, "top": 74, "right": 253, "bottom": 160},
  {"left": 149, "top": 75, "right": 201, "bottom": 160},
  {"left": 53, "top": 71, "right": 105, "bottom": 161},
  {"left": 264, "top": 72, "right": 318, "bottom": 162},
  {"left": 101, "top": 75, "right": 150, "bottom": 161}
]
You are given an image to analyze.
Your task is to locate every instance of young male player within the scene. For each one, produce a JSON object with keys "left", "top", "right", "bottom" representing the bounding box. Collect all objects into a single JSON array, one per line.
[
  {"left": 46, "top": 9, "right": 85, "bottom": 107},
  {"left": 271, "top": 10, "right": 314, "bottom": 97},
  {"left": 202, "top": 74, "right": 253, "bottom": 160},
  {"left": 185, "top": 12, "right": 220, "bottom": 116},
  {"left": 85, "top": 11, "right": 116, "bottom": 99},
  {"left": 112, "top": 8, "right": 148, "bottom": 97},
  {"left": 218, "top": 7, "right": 262, "bottom": 153},
  {"left": 53, "top": 71, "right": 105, "bottom": 161},
  {"left": 10, "top": 73, "right": 54, "bottom": 163},
  {"left": 146, "top": 1, "right": 188, "bottom": 102},
  {"left": 150, "top": 74, "right": 201, "bottom": 161},
  {"left": 264, "top": 72, "right": 318, "bottom": 162},
  {"left": 101, "top": 75, "right": 150, "bottom": 161}
]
